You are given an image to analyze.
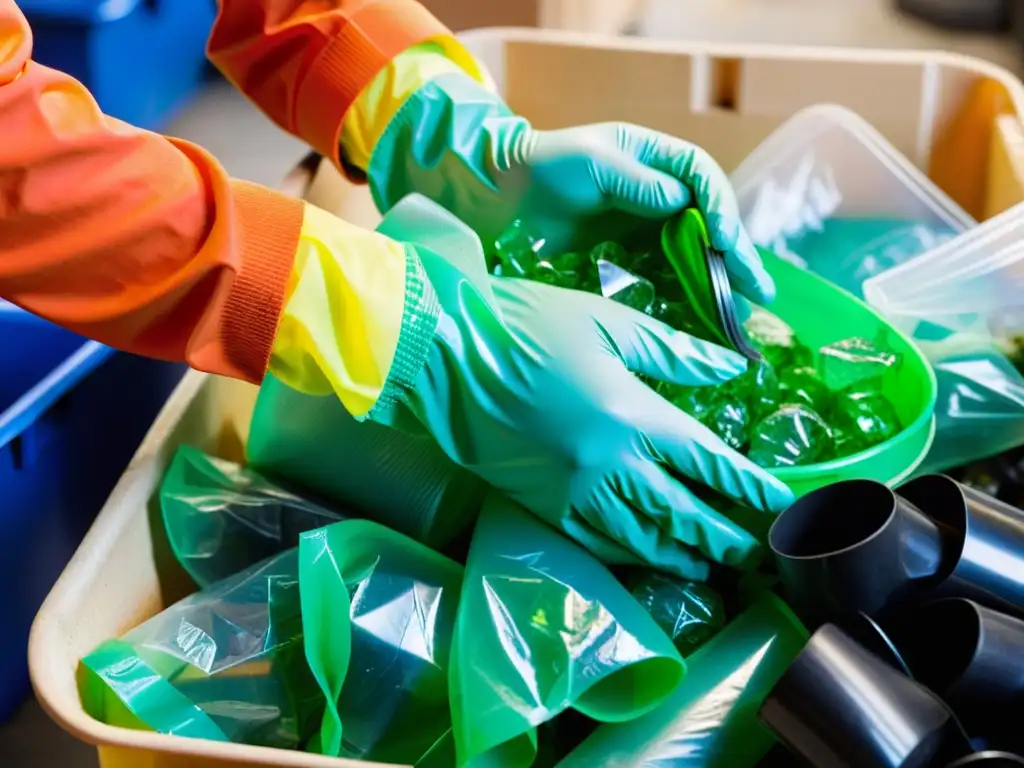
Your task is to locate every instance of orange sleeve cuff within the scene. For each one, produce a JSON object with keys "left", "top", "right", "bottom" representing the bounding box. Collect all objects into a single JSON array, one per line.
[
  {"left": 294, "top": 0, "right": 450, "bottom": 175},
  {"left": 191, "top": 180, "right": 304, "bottom": 384}
]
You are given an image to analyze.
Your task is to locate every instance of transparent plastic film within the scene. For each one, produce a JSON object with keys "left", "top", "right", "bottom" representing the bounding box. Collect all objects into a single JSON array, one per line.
[
  {"left": 79, "top": 550, "right": 323, "bottom": 750},
  {"left": 160, "top": 445, "right": 346, "bottom": 587},
  {"left": 298, "top": 518, "right": 463, "bottom": 766},
  {"left": 555, "top": 595, "right": 809, "bottom": 768},
  {"left": 863, "top": 204, "right": 1024, "bottom": 472},
  {"left": 731, "top": 104, "right": 973, "bottom": 298},
  {"left": 450, "top": 493, "right": 686, "bottom": 768}
]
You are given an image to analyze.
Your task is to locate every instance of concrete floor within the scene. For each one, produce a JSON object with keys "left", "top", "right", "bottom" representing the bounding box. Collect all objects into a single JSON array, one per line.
[{"left": 2, "top": 1, "right": 1022, "bottom": 765}]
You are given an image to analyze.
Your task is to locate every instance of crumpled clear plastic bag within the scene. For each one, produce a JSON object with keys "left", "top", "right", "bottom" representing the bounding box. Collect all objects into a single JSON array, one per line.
[
  {"left": 79, "top": 549, "right": 323, "bottom": 749},
  {"left": 555, "top": 595, "right": 809, "bottom": 768},
  {"left": 863, "top": 203, "right": 1024, "bottom": 471},
  {"left": 730, "top": 104, "right": 973, "bottom": 298},
  {"left": 247, "top": 373, "right": 487, "bottom": 550},
  {"left": 160, "top": 445, "right": 346, "bottom": 587},
  {"left": 450, "top": 492, "right": 686, "bottom": 768},
  {"left": 298, "top": 518, "right": 463, "bottom": 766}
]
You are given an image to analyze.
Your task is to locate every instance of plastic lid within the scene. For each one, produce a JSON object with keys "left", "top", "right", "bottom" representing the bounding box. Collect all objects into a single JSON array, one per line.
[
  {"left": 730, "top": 104, "right": 973, "bottom": 252},
  {"left": 862, "top": 199, "right": 1024, "bottom": 335},
  {"left": 661, "top": 209, "right": 761, "bottom": 361}
]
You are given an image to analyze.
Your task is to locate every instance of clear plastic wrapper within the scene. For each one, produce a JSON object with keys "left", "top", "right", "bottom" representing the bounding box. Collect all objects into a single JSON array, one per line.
[
  {"left": 450, "top": 493, "right": 686, "bottom": 768},
  {"left": 731, "top": 104, "right": 973, "bottom": 298},
  {"left": 863, "top": 203, "right": 1024, "bottom": 471},
  {"left": 298, "top": 519, "right": 463, "bottom": 765},
  {"left": 79, "top": 550, "right": 323, "bottom": 749},
  {"left": 160, "top": 445, "right": 345, "bottom": 587},
  {"left": 556, "top": 595, "right": 809, "bottom": 768}
]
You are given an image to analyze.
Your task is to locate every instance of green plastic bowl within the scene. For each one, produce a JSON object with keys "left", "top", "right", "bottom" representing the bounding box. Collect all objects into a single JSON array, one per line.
[{"left": 759, "top": 249, "right": 937, "bottom": 497}]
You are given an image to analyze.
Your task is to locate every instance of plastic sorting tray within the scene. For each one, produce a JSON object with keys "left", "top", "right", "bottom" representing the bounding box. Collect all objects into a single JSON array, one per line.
[
  {"left": 730, "top": 104, "right": 975, "bottom": 296},
  {"left": 863, "top": 200, "right": 1024, "bottom": 338}
]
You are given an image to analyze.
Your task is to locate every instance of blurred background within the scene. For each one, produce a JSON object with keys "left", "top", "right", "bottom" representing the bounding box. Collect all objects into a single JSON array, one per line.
[{"left": 2, "top": 0, "right": 1023, "bottom": 765}]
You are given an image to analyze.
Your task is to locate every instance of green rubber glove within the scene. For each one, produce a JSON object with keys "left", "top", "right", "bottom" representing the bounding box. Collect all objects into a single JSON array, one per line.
[
  {"left": 372, "top": 195, "right": 793, "bottom": 579},
  {"left": 369, "top": 72, "right": 774, "bottom": 304}
]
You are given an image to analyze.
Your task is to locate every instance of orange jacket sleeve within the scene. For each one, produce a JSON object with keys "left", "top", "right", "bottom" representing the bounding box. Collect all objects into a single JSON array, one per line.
[
  {"left": 0, "top": 0, "right": 449, "bottom": 383},
  {"left": 207, "top": 0, "right": 450, "bottom": 171}
]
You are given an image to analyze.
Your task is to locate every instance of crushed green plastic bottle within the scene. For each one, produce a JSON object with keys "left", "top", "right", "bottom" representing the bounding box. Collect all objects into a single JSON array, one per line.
[
  {"left": 706, "top": 400, "right": 751, "bottom": 451},
  {"left": 598, "top": 260, "right": 656, "bottom": 314},
  {"left": 744, "top": 306, "right": 813, "bottom": 369},
  {"left": 492, "top": 219, "right": 545, "bottom": 277},
  {"left": 629, "top": 573, "right": 726, "bottom": 657},
  {"left": 533, "top": 251, "right": 592, "bottom": 290},
  {"left": 777, "top": 365, "right": 831, "bottom": 413},
  {"left": 833, "top": 388, "right": 902, "bottom": 449},
  {"left": 748, "top": 404, "right": 834, "bottom": 469},
  {"left": 818, "top": 335, "right": 902, "bottom": 392}
]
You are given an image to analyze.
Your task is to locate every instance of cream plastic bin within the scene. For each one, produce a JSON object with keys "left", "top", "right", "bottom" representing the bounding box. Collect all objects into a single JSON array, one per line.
[{"left": 29, "top": 27, "right": 1024, "bottom": 768}]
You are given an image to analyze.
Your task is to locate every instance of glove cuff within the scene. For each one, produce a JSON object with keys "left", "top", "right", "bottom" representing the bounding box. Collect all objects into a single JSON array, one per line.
[
  {"left": 372, "top": 244, "right": 441, "bottom": 413},
  {"left": 367, "top": 72, "right": 519, "bottom": 215}
]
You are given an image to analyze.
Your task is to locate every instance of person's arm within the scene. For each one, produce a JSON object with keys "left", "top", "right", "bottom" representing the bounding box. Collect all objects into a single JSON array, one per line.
[
  {"left": 0, "top": 1, "right": 437, "bottom": 417},
  {"left": 206, "top": 0, "right": 490, "bottom": 176}
]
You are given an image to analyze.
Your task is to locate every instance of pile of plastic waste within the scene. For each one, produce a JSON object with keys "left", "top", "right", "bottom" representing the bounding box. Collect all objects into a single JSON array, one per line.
[{"left": 75, "top": 100, "right": 1024, "bottom": 767}]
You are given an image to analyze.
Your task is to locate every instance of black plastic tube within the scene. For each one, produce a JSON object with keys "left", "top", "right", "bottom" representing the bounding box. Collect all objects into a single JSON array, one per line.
[
  {"left": 840, "top": 611, "right": 914, "bottom": 678},
  {"left": 898, "top": 475, "right": 1024, "bottom": 618},
  {"left": 759, "top": 625, "right": 968, "bottom": 768},
  {"left": 768, "top": 480, "right": 945, "bottom": 625},
  {"left": 893, "top": 598, "right": 1024, "bottom": 749}
]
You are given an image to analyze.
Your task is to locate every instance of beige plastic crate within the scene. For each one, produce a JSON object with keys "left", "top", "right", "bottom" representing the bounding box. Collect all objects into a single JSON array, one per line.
[
  {"left": 29, "top": 28, "right": 1024, "bottom": 768},
  {"left": 424, "top": 0, "right": 647, "bottom": 34}
]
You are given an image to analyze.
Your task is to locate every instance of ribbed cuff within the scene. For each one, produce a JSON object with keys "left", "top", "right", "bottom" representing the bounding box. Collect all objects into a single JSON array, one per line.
[
  {"left": 219, "top": 180, "right": 304, "bottom": 384},
  {"left": 293, "top": 0, "right": 450, "bottom": 176},
  {"left": 370, "top": 245, "right": 440, "bottom": 415}
]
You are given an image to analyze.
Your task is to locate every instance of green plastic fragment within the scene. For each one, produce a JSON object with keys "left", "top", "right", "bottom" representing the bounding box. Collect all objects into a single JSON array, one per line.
[
  {"left": 778, "top": 365, "right": 831, "bottom": 413},
  {"left": 629, "top": 573, "right": 726, "bottom": 657},
  {"left": 818, "top": 335, "right": 902, "bottom": 392},
  {"left": 450, "top": 493, "right": 685, "bottom": 768},
  {"left": 748, "top": 404, "right": 834, "bottom": 469}
]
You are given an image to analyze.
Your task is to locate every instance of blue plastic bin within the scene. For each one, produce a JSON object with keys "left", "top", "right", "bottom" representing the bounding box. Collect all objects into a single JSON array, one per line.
[
  {"left": 0, "top": 307, "right": 185, "bottom": 722},
  {"left": 19, "top": 0, "right": 216, "bottom": 130}
]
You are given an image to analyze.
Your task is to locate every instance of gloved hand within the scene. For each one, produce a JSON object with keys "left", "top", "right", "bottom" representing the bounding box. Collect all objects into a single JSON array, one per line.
[
  {"left": 368, "top": 73, "right": 774, "bottom": 304},
  {"left": 371, "top": 196, "right": 793, "bottom": 579}
]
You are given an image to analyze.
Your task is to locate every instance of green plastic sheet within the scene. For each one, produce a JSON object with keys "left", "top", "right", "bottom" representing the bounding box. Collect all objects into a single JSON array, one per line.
[
  {"left": 160, "top": 445, "right": 345, "bottom": 587},
  {"left": 298, "top": 518, "right": 463, "bottom": 765},
  {"left": 79, "top": 550, "right": 323, "bottom": 749},
  {"left": 451, "top": 493, "right": 686, "bottom": 768},
  {"left": 556, "top": 594, "right": 809, "bottom": 767},
  {"left": 248, "top": 373, "right": 487, "bottom": 549}
]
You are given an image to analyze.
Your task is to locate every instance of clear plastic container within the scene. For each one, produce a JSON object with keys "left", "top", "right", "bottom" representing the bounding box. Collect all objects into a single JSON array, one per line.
[
  {"left": 730, "top": 104, "right": 975, "bottom": 297},
  {"left": 862, "top": 202, "right": 1024, "bottom": 472},
  {"left": 863, "top": 201, "right": 1024, "bottom": 336}
]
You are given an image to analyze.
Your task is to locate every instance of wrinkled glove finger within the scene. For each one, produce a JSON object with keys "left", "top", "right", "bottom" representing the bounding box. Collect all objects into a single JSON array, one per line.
[
  {"left": 590, "top": 146, "right": 690, "bottom": 219},
  {"left": 623, "top": 125, "right": 776, "bottom": 304},
  {"left": 643, "top": 403, "right": 794, "bottom": 513},
  {"left": 582, "top": 497, "right": 711, "bottom": 580},
  {"left": 622, "top": 455, "right": 761, "bottom": 570},
  {"left": 560, "top": 515, "right": 645, "bottom": 567},
  {"left": 591, "top": 299, "right": 748, "bottom": 386}
]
